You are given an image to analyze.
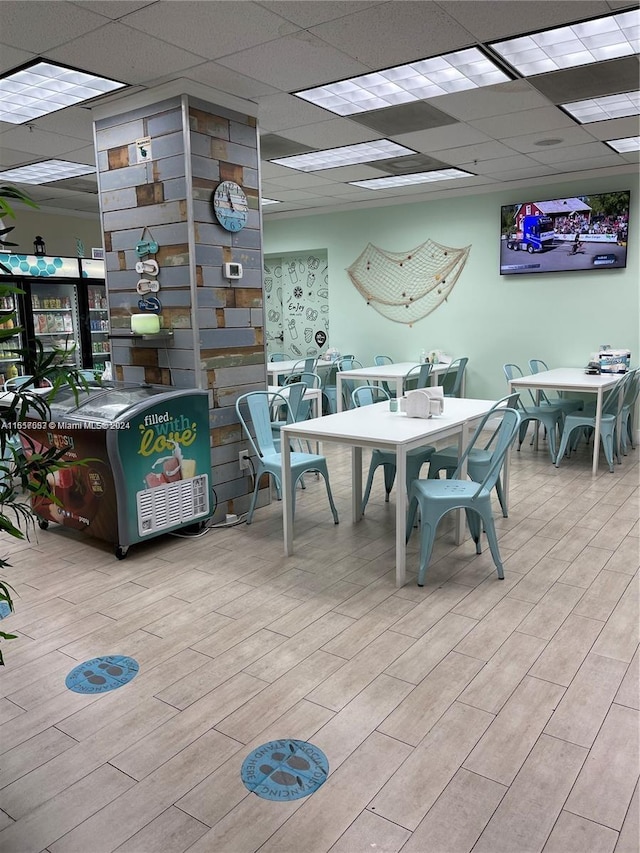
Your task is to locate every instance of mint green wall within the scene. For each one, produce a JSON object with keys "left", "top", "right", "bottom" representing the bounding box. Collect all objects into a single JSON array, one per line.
[{"left": 264, "top": 173, "right": 639, "bottom": 400}]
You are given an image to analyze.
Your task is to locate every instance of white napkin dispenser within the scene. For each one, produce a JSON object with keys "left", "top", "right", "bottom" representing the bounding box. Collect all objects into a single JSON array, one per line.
[{"left": 403, "top": 388, "right": 445, "bottom": 418}]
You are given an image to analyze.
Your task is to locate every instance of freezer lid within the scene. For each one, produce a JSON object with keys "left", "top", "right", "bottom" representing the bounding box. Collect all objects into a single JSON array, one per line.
[{"left": 66, "top": 384, "right": 175, "bottom": 421}]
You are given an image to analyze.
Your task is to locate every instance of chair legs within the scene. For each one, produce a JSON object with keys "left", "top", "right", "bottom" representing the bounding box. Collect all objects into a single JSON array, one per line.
[
  {"left": 406, "top": 492, "right": 505, "bottom": 586},
  {"left": 361, "top": 450, "right": 433, "bottom": 514},
  {"left": 556, "top": 421, "right": 617, "bottom": 473}
]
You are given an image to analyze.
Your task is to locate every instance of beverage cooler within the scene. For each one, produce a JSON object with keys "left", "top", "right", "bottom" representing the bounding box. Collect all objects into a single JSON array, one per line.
[
  {"left": 0, "top": 254, "right": 109, "bottom": 376},
  {"left": 18, "top": 383, "right": 212, "bottom": 559},
  {"left": 0, "top": 289, "right": 26, "bottom": 386}
]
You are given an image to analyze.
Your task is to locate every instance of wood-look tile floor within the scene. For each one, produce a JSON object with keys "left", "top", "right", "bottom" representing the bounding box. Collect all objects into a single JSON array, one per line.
[{"left": 0, "top": 435, "right": 638, "bottom": 853}]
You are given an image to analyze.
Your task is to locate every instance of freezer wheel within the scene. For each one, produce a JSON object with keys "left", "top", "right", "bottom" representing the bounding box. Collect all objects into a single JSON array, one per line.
[{"left": 115, "top": 545, "right": 129, "bottom": 560}]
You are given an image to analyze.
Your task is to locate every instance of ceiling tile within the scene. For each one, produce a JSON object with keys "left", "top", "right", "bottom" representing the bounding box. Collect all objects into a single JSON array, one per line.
[
  {"left": 281, "top": 118, "right": 379, "bottom": 148},
  {"left": 473, "top": 154, "right": 543, "bottom": 174},
  {"left": 469, "top": 106, "right": 576, "bottom": 138},
  {"left": 431, "top": 139, "right": 521, "bottom": 165},
  {"left": 0, "top": 1, "right": 107, "bottom": 53},
  {"left": 350, "top": 102, "right": 459, "bottom": 136},
  {"left": 0, "top": 146, "right": 36, "bottom": 168},
  {"left": 440, "top": 0, "right": 610, "bottom": 41},
  {"left": 0, "top": 125, "right": 93, "bottom": 158},
  {"left": 308, "top": 1, "right": 482, "bottom": 68},
  {"left": 31, "top": 107, "right": 95, "bottom": 142},
  {"left": 529, "top": 56, "right": 640, "bottom": 104},
  {"left": 0, "top": 43, "right": 33, "bottom": 76},
  {"left": 47, "top": 21, "right": 206, "bottom": 85},
  {"left": 433, "top": 80, "right": 553, "bottom": 121},
  {"left": 260, "top": 134, "right": 316, "bottom": 159},
  {"left": 307, "top": 163, "right": 392, "bottom": 182},
  {"left": 394, "top": 123, "right": 493, "bottom": 153},
  {"left": 494, "top": 165, "right": 562, "bottom": 182},
  {"left": 73, "top": 1, "right": 159, "bottom": 19},
  {"left": 257, "top": 93, "right": 337, "bottom": 133},
  {"left": 583, "top": 115, "right": 640, "bottom": 140},
  {"left": 368, "top": 153, "right": 451, "bottom": 175},
  {"left": 217, "top": 31, "right": 369, "bottom": 91},
  {"left": 165, "top": 61, "right": 280, "bottom": 100},
  {"left": 528, "top": 141, "right": 620, "bottom": 164},
  {"left": 261, "top": 1, "right": 380, "bottom": 28},
  {"left": 118, "top": 1, "right": 300, "bottom": 60},
  {"left": 503, "top": 125, "right": 597, "bottom": 154}
]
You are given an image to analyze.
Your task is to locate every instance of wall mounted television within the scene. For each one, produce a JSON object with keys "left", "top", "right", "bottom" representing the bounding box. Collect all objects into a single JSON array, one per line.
[{"left": 500, "top": 190, "right": 630, "bottom": 276}]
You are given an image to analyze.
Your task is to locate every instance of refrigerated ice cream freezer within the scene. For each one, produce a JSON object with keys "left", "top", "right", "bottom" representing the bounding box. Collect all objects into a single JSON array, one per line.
[{"left": 18, "top": 382, "right": 212, "bottom": 558}]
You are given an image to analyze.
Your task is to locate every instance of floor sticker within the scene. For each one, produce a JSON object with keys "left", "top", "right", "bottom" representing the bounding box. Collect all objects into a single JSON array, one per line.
[
  {"left": 0, "top": 600, "right": 11, "bottom": 619},
  {"left": 65, "top": 655, "right": 139, "bottom": 694},
  {"left": 241, "top": 739, "right": 329, "bottom": 801}
]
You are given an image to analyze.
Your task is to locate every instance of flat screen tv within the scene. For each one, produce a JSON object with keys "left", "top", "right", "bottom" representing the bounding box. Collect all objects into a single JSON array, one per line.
[{"left": 500, "top": 190, "right": 630, "bottom": 276}]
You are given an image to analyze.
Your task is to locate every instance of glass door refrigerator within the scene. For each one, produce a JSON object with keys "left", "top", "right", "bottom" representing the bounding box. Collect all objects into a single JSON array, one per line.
[
  {"left": 81, "top": 259, "right": 110, "bottom": 375},
  {"left": 0, "top": 254, "right": 108, "bottom": 376},
  {"left": 0, "top": 288, "right": 27, "bottom": 386}
]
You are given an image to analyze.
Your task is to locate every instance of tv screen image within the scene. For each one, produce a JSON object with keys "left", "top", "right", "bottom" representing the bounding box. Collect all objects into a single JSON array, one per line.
[{"left": 500, "top": 191, "right": 630, "bottom": 276}]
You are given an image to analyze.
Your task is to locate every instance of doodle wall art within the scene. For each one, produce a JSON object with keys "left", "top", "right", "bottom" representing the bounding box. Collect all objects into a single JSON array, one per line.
[{"left": 264, "top": 251, "right": 329, "bottom": 358}]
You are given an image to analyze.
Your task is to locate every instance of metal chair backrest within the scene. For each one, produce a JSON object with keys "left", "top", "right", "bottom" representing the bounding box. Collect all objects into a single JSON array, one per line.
[
  {"left": 503, "top": 362, "right": 538, "bottom": 410},
  {"left": 481, "top": 393, "right": 521, "bottom": 451},
  {"left": 453, "top": 407, "right": 521, "bottom": 500},
  {"left": 602, "top": 370, "right": 633, "bottom": 417},
  {"left": 403, "top": 362, "right": 432, "bottom": 393},
  {"left": 374, "top": 355, "right": 393, "bottom": 366},
  {"left": 440, "top": 357, "right": 468, "bottom": 397},
  {"left": 285, "top": 371, "right": 321, "bottom": 389},
  {"left": 269, "top": 353, "right": 288, "bottom": 362},
  {"left": 237, "top": 391, "right": 292, "bottom": 459},
  {"left": 289, "top": 357, "right": 316, "bottom": 376},
  {"left": 529, "top": 359, "right": 549, "bottom": 374},
  {"left": 352, "top": 385, "right": 391, "bottom": 408},
  {"left": 337, "top": 357, "right": 362, "bottom": 371}
]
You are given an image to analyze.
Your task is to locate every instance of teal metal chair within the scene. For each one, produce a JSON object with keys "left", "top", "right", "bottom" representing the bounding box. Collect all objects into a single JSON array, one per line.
[
  {"left": 337, "top": 357, "right": 363, "bottom": 409},
  {"left": 374, "top": 355, "right": 395, "bottom": 397},
  {"left": 351, "top": 384, "right": 435, "bottom": 514},
  {"left": 620, "top": 368, "right": 639, "bottom": 455},
  {"left": 403, "top": 362, "right": 432, "bottom": 393},
  {"left": 555, "top": 371, "right": 631, "bottom": 472},
  {"left": 503, "top": 363, "right": 562, "bottom": 462},
  {"left": 236, "top": 391, "right": 339, "bottom": 525},
  {"left": 427, "top": 393, "right": 520, "bottom": 518},
  {"left": 528, "top": 359, "right": 583, "bottom": 415},
  {"left": 438, "top": 357, "right": 468, "bottom": 397},
  {"left": 406, "top": 407, "right": 521, "bottom": 586}
]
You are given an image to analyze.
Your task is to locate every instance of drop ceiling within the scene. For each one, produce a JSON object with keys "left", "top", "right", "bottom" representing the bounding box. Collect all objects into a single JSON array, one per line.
[{"left": 0, "top": 0, "right": 638, "bottom": 221}]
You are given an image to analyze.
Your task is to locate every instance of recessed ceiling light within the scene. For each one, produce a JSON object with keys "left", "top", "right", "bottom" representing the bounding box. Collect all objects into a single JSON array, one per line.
[
  {"left": 0, "top": 60, "right": 125, "bottom": 124},
  {"left": 605, "top": 135, "right": 640, "bottom": 153},
  {"left": 294, "top": 47, "right": 510, "bottom": 116},
  {"left": 0, "top": 160, "right": 96, "bottom": 184},
  {"left": 562, "top": 91, "right": 639, "bottom": 123},
  {"left": 271, "top": 140, "right": 415, "bottom": 172},
  {"left": 491, "top": 9, "right": 639, "bottom": 76},
  {"left": 349, "top": 169, "right": 474, "bottom": 189},
  {"left": 261, "top": 198, "right": 281, "bottom": 206}
]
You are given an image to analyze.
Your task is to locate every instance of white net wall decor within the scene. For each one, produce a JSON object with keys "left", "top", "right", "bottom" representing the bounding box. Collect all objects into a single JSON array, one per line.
[{"left": 346, "top": 239, "right": 471, "bottom": 325}]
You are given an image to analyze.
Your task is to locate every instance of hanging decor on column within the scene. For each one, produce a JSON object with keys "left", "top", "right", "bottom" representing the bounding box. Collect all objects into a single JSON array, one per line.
[{"left": 346, "top": 239, "right": 471, "bottom": 325}]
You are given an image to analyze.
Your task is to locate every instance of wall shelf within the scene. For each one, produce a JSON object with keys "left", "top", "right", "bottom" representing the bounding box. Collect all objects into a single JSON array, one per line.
[{"left": 109, "top": 330, "right": 173, "bottom": 341}]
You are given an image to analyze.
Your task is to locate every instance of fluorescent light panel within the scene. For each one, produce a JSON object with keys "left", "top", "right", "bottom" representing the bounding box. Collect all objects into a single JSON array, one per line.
[
  {"left": 605, "top": 135, "right": 640, "bottom": 152},
  {"left": 261, "top": 198, "right": 281, "bottom": 206},
  {"left": 350, "top": 169, "right": 474, "bottom": 189},
  {"left": 562, "top": 91, "right": 639, "bottom": 123},
  {"left": 492, "top": 9, "right": 639, "bottom": 76},
  {"left": 295, "top": 48, "right": 509, "bottom": 116},
  {"left": 0, "top": 160, "right": 96, "bottom": 183},
  {"left": 0, "top": 60, "right": 125, "bottom": 124},
  {"left": 271, "top": 140, "right": 415, "bottom": 171}
]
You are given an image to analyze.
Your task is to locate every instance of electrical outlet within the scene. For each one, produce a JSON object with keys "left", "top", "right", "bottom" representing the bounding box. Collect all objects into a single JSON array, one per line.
[{"left": 239, "top": 451, "right": 251, "bottom": 471}]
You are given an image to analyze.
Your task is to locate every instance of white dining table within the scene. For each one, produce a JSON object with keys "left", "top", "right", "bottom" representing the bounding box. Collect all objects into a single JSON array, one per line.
[
  {"left": 507, "top": 367, "right": 623, "bottom": 477},
  {"left": 335, "top": 361, "right": 454, "bottom": 412},
  {"left": 281, "top": 397, "right": 499, "bottom": 588},
  {"left": 266, "top": 359, "right": 335, "bottom": 384}
]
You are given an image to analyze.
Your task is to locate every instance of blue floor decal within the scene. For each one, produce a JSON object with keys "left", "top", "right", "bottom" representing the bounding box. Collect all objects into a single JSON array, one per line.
[
  {"left": 241, "top": 739, "right": 329, "bottom": 801},
  {"left": 65, "top": 655, "right": 139, "bottom": 694},
  {"left": 0, "top": 600, "right": 11, "bottom": 619}
]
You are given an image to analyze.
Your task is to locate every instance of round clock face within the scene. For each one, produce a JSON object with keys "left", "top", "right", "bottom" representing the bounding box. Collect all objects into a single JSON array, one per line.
[{"left": 212, "top": 181, "right": 248, "bottom": 232}]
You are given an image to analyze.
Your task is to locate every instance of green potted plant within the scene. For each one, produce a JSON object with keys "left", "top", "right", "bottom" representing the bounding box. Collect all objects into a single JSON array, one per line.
[{"left": 0, "top": 184, "right": 88, "bottom": 663}]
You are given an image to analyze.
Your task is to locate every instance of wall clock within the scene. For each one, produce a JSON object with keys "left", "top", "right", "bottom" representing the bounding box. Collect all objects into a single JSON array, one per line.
[{"left": 212, "top": 181, "right": 248, "bottom": 232}]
